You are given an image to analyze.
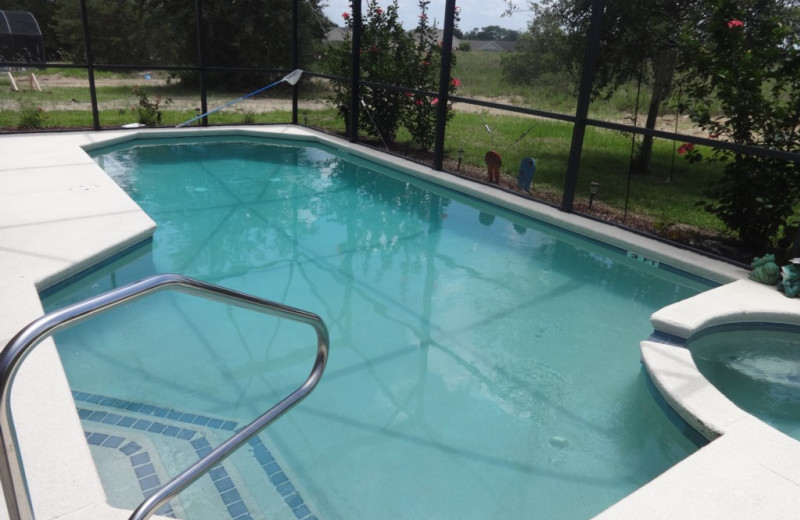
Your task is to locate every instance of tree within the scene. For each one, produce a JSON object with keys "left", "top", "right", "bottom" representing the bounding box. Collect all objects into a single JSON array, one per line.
[
  {"left": 462, "top": 25, "right": 519, "bottom": 41},
  {"left": 181, "top": 0, "right": 328, "bottom": 89},
  {"left": 679, "top": 0, "right": 800, "bottom": 255},
  {"left": 51, "top": 0, "right": 329, "bottom": 90},
  {"left": 503, "top": 0, "right": 685, "bottom": 173},
  {"left": 500, "top": 9, "right": 573, "bottom": 85},
  {"left": 52, "top": 0, "right": 177, "bottom": 65}
]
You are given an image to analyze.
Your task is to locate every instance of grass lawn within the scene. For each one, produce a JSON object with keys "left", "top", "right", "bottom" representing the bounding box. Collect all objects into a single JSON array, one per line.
[{"left": 440, "top": 112, "right": 725, "bottom": 231}]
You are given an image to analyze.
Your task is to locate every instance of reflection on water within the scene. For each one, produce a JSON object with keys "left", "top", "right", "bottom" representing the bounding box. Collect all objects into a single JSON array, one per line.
[{"left": 42, "top": 136, "right": 715, "bottom": 520}]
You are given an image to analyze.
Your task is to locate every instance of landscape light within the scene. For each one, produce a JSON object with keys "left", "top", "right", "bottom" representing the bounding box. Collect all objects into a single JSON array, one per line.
[{"left": 589, "top": 182, "right": 600, "bottom": 209}]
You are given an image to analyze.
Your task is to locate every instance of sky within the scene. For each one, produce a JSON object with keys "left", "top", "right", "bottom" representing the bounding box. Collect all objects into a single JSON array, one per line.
[{"left": 321, "top": 1, "right": 531, "bottom": 33}]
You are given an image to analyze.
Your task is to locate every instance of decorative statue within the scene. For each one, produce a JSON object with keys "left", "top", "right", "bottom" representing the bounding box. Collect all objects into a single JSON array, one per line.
[
  {"left": 517, "top": 157, "right": 536, "bottom": 191},
  {"left": 485, "top": 150, "right": 502, "bottom": 184},
  {"left": 780, "top": 260, "right": 800, "bottom": 298},
  {"left": 748, "top": 254, "right": 780, "bottom": 285}
]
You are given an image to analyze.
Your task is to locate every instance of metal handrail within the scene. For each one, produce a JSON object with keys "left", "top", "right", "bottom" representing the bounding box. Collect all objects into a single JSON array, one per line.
[{"left": 0, "top": 274, "right": 329, "bottom": 520}]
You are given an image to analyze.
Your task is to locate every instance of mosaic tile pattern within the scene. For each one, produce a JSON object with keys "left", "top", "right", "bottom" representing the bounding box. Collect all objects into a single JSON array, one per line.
[
  {"left": 84, "top": 431, "right": 175, "bottom": 517},
  {"left": 75, "top": 391, "right": 317, "bottom": 520}
]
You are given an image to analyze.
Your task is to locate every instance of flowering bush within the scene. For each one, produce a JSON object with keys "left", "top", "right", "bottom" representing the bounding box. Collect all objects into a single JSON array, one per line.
[
  {"left": 401, "top": 1, "right": 460, "bottom": 150},
  {"left": 322, "top": 1, "right": 413, "bottom": 142},
  {"left": 321, "top": 0, "right": 459, "bottom": 150},
  {"left": 679, "top": 0, "right": 800, "bottom": 255}
]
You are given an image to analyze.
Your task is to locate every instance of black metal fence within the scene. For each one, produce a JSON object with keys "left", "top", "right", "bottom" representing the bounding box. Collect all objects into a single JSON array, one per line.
[{"left": 2, "top": 0, "right": 799, "bottom": 263}]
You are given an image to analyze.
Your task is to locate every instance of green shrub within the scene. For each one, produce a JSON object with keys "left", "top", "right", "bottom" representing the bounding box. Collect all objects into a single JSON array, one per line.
[
  {"left": 680, "top": 0, "right": 800, "bottom": 255},
  {"left": 131, "top": 86, "right": 172, "bottom": 126},
  {"left": 16, "top": 102, "right": 46, "bottom": 130},
  {"left": 320, "top": 0, "right": 460, "bottom": 150}
]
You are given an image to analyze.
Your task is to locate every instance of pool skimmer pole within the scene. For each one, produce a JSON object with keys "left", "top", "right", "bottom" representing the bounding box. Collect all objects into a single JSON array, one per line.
[{"left": 176, "top": 69, "right": 304, "bottom": 128}]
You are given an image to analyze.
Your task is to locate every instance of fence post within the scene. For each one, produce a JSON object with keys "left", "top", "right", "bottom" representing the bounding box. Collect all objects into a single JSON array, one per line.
[
  {"left": 194, "top": 0, "right": 208, "bottom": 126},
  {"left": 348, "top": 1, "right": 362, "bottom": 142},
  {"left": 79, "top": 0, "right": 100, "bottom": 130},
  {"left": 433, "top": 0, "right": 457, "bottom": 171},
  {"left": 291, "top": 0, "right": 299, "bottom": 124}
]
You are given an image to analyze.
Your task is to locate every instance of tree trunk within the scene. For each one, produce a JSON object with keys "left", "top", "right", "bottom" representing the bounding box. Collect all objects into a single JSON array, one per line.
[{"left": 633, "top": 48, "right": 678, "bottom": 174}]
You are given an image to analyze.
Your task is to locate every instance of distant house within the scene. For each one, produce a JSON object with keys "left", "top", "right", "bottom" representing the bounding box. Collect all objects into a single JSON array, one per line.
[
  {"left": 430, "top": 29, "right": 460, "bottom": 50},
  {"left": 324, "top": 27, "right": 349, "bottom": 45},
  {"left": 461, "top": 40, "right": 517, "bottom": 52},
  {"left": 411, "top": 28, "right": 460, "bottom": 50}
]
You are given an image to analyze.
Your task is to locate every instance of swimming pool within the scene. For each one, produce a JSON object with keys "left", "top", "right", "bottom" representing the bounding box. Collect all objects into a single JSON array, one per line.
[
  {"left": 690, "top": 323, "right": 800, "bottom": 441},
  {"left": 41, "top": 135, "right": 713, "bottom": 519}
]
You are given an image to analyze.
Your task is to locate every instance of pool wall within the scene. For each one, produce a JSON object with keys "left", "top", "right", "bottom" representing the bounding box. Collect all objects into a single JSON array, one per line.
[{"left": 2, "top": 126, "right": 792, "bottom": 520}]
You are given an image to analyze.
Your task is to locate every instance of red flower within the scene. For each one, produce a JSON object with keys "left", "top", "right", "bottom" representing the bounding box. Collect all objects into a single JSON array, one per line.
[
  {"left": 419, "top": 14, "right": 427, "bottom": 19},
  {"left": 342, "top": 12, "right": 350, "bottom": 20},
  {"left": 451, "top": 78, "right": 461, "bottom": 87},
  {"left": 431, "top": 97, "right": 439, "bottom": 104},
  {"left": 405, "top": 92, "right": 413, "bottom": 97},
  {"left": 709, "top": 132, "right": 719, "bottom": 139},
  {"left": 677, "top": 142, "right": 695, "bottom": 154},
  {"left": 376, "top": 8, "right": 383, "bottom": 14},
  {"left": 727, "top": 19, "right": 743, "bottom": 28},
  {"left": 416, "top": 99, "right": 423, "bottom": 106},
  {"left": 422, "top": 60, "right": 431, "bottom": 66}
]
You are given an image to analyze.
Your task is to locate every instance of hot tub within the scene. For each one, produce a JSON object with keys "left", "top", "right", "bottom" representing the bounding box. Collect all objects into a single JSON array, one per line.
[{"left": 689, "top": 323, "right": 800, "bottom": 440}]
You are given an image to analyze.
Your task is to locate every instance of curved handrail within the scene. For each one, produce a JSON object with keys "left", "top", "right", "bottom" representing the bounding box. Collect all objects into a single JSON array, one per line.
[{"left": 0, "top": 273, "right": 329, "bottom": 520}]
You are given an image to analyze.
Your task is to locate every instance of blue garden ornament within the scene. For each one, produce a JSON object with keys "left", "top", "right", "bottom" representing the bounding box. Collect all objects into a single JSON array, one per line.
[{"left": 518, "top": 157, "right": 536, "bottom": 191}]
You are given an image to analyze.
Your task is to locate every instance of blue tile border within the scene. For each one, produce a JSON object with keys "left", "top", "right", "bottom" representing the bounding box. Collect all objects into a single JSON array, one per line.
[
  {"left": 84, "top": 429, "right": 175, "bottom": 518},
  {"left": 75, "top": 390, "right": 316, "bottom": 520}
]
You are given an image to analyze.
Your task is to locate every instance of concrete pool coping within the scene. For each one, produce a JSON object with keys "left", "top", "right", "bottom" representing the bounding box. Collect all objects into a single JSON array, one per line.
[{"left": 0, "top": 126, "right": 797, "bottom": 519}]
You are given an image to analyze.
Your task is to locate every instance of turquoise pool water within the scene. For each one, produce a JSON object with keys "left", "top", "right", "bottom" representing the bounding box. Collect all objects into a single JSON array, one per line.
[
  {"left": 42, "top": 136, "right": 712, "bottom": 520},
  {"left": 691, "top": 324, "right": 800, "bottom": 441}
]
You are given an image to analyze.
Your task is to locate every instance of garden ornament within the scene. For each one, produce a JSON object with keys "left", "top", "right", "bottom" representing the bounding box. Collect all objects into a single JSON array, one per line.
[
  {"left": 780, "top": 258, "right": 800, "bottom": 298},
  {"left": 748, "top": 254, "right": 780, "bottom": 285},
  {"left": 485, "top": 150, "right": 502, "bottom": 184},
  {"left": 517, "top": 157, "right": 536, "bottom": 191}
]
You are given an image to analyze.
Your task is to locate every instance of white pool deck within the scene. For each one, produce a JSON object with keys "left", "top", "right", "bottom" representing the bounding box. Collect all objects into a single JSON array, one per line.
[{"left": 1, "top": 126, "right": 799, "bottom": 519}]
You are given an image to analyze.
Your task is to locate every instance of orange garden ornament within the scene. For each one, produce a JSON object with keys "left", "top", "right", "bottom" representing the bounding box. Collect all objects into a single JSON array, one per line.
[{"left": 484, "top": 150, "right": 502, "bottom": 184}]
